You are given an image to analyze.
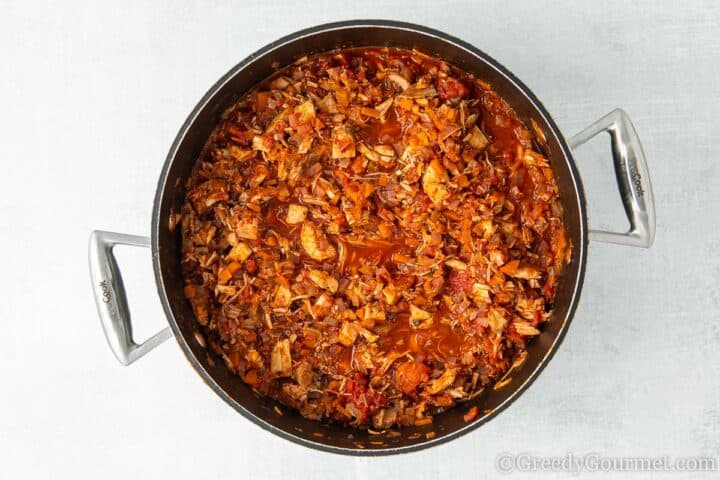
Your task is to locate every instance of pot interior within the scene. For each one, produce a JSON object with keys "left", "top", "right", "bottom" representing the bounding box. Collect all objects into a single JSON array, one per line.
[{"left": 152, "top": 21, "right": 587, "bottom": 454}]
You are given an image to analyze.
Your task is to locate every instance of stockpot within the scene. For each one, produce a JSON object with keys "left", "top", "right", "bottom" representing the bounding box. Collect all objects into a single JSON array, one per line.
[{"left": 89, "top": 20, "right": 655, "bottom": 455}]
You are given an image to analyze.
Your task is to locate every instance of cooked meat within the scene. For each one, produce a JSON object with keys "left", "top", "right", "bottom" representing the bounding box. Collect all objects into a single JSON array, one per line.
[{"left": 180, "top": 48, "right": 571, "bottom": 429}]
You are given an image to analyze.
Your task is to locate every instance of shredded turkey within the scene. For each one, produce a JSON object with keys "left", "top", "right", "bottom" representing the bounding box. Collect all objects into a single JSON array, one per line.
[{"left": 180, "top": 47, "right": 571, "bottom": 429}]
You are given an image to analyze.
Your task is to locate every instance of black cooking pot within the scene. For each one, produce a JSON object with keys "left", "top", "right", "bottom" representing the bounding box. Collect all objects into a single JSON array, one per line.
[{"left": 89, "top": 20, "right": 655, "bottom": 455}]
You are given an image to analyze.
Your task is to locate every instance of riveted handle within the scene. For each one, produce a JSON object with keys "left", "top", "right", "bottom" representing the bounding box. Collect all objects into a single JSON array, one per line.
[
  {"left": 89, "top": 230, "right": 171, "bottom": 365},
  {"left": 569, "top": 109, "right": 656, "bottom": 247}
]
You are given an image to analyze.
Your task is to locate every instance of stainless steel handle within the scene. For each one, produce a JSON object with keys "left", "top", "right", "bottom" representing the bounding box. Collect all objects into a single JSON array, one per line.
[
  {"left": 88, "top": 230, "right": 171, "bottom": 365},
  {"left": 569, "top": 109, "right": 656, "bottom": 247}
]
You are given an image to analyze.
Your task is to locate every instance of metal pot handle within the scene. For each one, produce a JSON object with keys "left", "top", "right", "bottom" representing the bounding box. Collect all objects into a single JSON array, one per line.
[
  {"left": 88, "top": 110, "right": 653, "bottom": 365},
  {"left": 568, "top": 109, "right": 655, "bottom": 247},
  {"left": 89, "top": 230, "right": 171, "bottom": 365}
]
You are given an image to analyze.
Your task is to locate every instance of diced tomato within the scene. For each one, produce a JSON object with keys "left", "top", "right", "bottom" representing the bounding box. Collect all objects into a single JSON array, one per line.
[
  {"left": 416, "top": 193, "right": 431, "bottom": 212},
  {"left": 437, "top": 76, "right": 469, "bottom": 100},
  {"left": 448, "top": 269, "right": 473, "bottom": 294},
  {"left": 342, "top": 373, "right": 387, "bottom": 423}
]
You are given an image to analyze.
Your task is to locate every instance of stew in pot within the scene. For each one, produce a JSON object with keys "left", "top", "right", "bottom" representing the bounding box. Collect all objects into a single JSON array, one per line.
[{"left": 179, "top": 48, "right": 571, "bottom": 430}]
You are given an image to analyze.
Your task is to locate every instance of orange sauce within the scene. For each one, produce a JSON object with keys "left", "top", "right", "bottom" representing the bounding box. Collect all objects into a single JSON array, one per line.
[
  {"left": 263, "top": 200, "right": 300, "bottom": 240},
  {"left": 342, "top": 237, "right": 408, "bottom": 272},
  {"left": 358, "top": 108, "right": 403, "bottom": 145},
  {"left": 479, "top": 90, "right": 525, "bottom": 158},
  {"left": 380, "top": 311, "right": 470, "bottom": 363}
]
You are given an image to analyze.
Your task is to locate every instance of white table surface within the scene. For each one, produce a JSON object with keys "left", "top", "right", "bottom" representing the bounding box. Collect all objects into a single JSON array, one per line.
[{"left": 1, "top": 1, "right": 718, "bottom": 478}]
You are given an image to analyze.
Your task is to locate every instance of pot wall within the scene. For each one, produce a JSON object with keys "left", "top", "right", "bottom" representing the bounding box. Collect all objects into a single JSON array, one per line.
[{"left": 151, "top": 20, "right": 587, "bottom": 454}]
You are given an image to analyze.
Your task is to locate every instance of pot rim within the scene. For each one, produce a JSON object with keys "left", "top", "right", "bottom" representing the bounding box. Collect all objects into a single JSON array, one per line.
[{"left": 151, "top": 19, "right": 588, "bottom": 456}]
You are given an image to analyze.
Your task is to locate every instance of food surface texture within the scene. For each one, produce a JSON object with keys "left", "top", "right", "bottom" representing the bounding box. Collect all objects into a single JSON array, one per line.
[{"left": 180, "top": 48, "right": 571, "bottom": 429}]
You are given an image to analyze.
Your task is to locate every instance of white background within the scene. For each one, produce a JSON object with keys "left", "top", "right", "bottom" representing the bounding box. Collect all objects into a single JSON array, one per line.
[{"left": 1, "top": 1, "right": 719, "bottom": 479}]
